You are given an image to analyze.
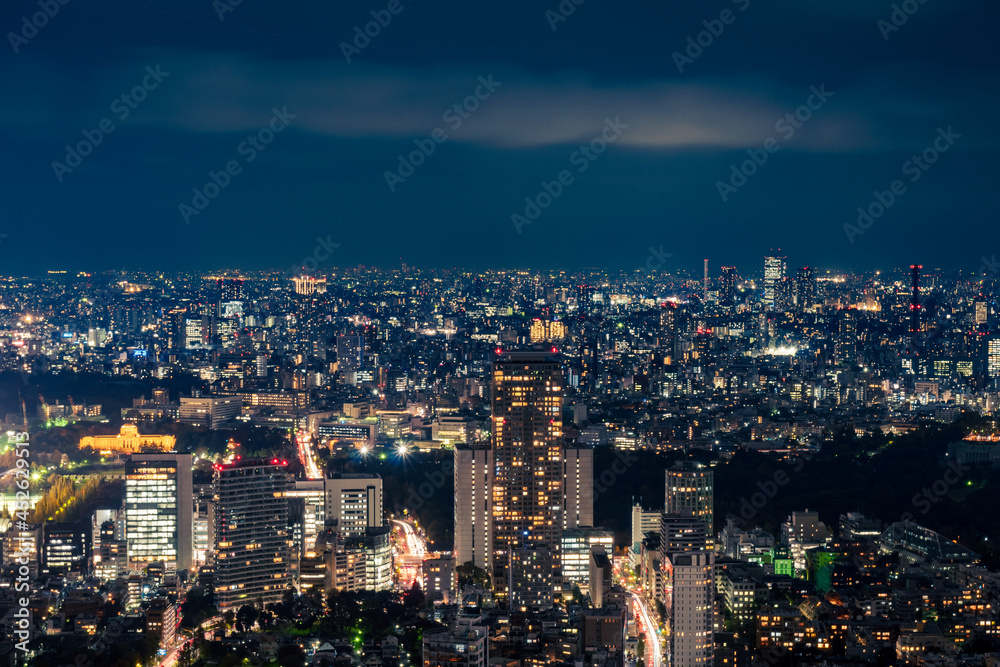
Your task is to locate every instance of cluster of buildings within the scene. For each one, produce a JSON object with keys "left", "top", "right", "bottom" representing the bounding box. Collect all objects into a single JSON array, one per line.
[{"left": 0, "top": 259, "right": 996, "bottom": 666}]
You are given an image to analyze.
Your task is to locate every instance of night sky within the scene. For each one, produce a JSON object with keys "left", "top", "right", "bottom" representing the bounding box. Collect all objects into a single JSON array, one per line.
[{"left": 3, "top": 0, "right": 998, "bottom": 276}]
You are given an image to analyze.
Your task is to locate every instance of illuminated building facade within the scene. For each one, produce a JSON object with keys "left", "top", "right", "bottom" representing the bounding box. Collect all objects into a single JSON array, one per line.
[
  {"left": 490, "top": 350, "right": 563, "bottom": 609},
  {"left": 125, "top": 453, "right": 192, "bottom": 572},
  {"left": 763, "top": 255, "right": 786, "bottom": 311},
  {"left": 988, "top": 336, "right": 1000, "bottom": 378},
  {"left": 563, "top": 445, "right": 594, "bottom": 530},
  {"left": 454, "top": 444, "right": 493, "bottom": 571},
  {"left": 529, "top": 319, "right": 567, "bottom": 343},
  {"left": 324, "top": 473, "right": 383, "bottom": 538},
  {"left": 665, "top": 462, "right": 714, "bottom": 535},
  {"left": 214, "top": 458, "right": 293, "bottom": 610},
  {"left": 667, "top": 551, "right": 715, "bottom": 667},
  {"left": 79, "top": 424, "right": 175, "bottom": 455},
  {"left": 291, "top": 275, "right": 327, "bottom": 295}
]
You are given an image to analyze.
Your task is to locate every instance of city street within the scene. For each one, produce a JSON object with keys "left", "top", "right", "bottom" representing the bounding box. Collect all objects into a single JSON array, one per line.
[{"left": 391, "top": 518, "right": 427, "bottom": 589}]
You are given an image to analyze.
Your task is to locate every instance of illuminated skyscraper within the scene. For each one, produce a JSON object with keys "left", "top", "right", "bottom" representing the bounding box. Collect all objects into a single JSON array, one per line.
[
  {"left": 988, "top": 336, "right": 1000, "bottom": 378},
  {"left": 667, "top": 551, "right": 715, "bottom": 667},
  {"left": 665, "top": 461, "right": 714, "bottom": 535},
  {"left": 125, "top": 453, "right": 192, "bottom": 573},
  {"left": 763, "top": 255, "right": 786, "bottom": 311},
  {"left": 214, "top": 458, "right": 293, "bottom": 610},
  {"left": 795, "top": 267, "right": 815, "bottom": 311},
  {"left": 490, "top": 350, "right": 564, "bottom": 609},
  {"left": 563, "top": 445, "right": 594, "bottom": 530},
  {"left": 454, "top": 444, "right": 493, "bottom": 571}
]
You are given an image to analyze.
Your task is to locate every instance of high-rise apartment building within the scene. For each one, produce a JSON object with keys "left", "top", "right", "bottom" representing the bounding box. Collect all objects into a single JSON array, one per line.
[
  {"left": 324, "top": 473, "right": 383, "bottom": 538},
  {"left": 337, "top": 334, "right": 365, "bottom": 374},
  {"left": 667, "top": 551, "right": 715, "bottom": 667},
  {"left": 214, "top": 458, "right": 293, "bottom": 610},
  {"left": 454, "top": 444, "right": 493, "bottom": 571},
  {"left": 125, "top": 453, "right": 192, "bottom": 573},
  {"left": 490, "top": 350, "right": 564, "bottom": 608},
  {"left": 563, "top": 445, "right": 594, "bottom": 530},
  {"left": 763, "top": 255, "right": 786, "bottom": 311}
]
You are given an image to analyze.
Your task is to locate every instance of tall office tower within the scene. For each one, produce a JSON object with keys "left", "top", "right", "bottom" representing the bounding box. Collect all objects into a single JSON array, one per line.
[
  {"left": 324, "top": 473, "right": 383, "bottom": 538},
  {"left": 563, "top": 445, "right": 594, "bottom": 530},
  {"left": 910, "top": 265, "right": 923, "bottom": 345},
  {"left": 795, "top": 267, "right": 815, "bottom": 311},
  {"left": 454, "top": 444, "right": 494, "bottom": 571},
  {"left": 667, "top": 551, "right": 715, "bottom": 667},
  {"left": 214, "top": 458, "right": 293, "bottom": 610},
  {"left": 763, "top": 255, "right": 786, "bottom": 311},
  {"left": 719, "top": 267, "right": 737, "bottom": 308},
  {"left": 665, "top": 462, "right": 714, "bottom": 535},
  {"left": 125, "top": 453, "right": 193, "bottom": 573},
  {"left": 987, "top": 336, "right": 1000, "bottom": 379},
  {"left": 490, "top": 350, "right": 564, "bottom": 609}
]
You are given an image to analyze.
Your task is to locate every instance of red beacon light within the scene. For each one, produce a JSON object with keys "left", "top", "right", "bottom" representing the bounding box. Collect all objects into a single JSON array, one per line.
[{"left": 271, "top": 458, "right": 279, "bottom": 465}]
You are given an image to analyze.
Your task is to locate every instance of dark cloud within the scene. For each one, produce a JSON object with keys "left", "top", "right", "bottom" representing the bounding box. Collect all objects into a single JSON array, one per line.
[{"left": 1, "top": 0, "right": 997, "bottom": 274}]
